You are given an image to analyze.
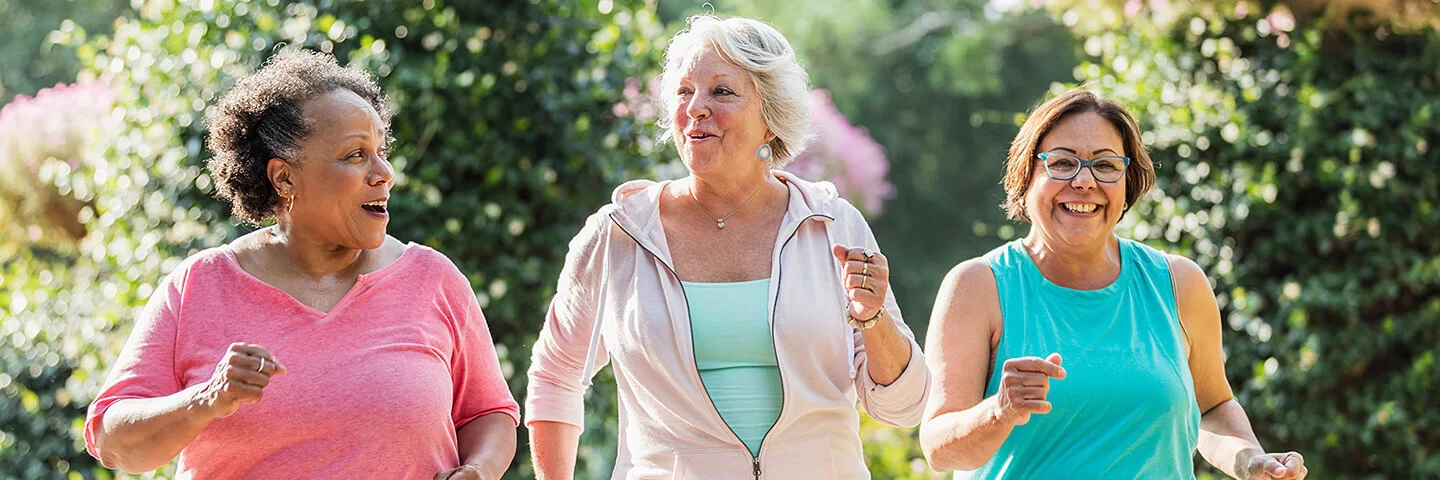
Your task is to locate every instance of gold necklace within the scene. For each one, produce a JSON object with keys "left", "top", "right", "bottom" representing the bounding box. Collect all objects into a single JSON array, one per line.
[{"left": 691, "top": 181, "right": 767, "bottom": 229}]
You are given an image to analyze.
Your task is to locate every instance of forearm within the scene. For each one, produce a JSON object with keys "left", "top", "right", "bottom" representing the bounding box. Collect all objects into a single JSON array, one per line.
[
  {"left": 93, "top": 384, "right": 215, "bottom": 473},
  {"left": 456, "top": 413, "right": 518, "bottom": 479},
  {"left": 529, "top": 420, "right": 581, "bottom": 480},
  {"left": 860, "top": 314, "right": 911, "bottom": 385},
  {"left": 1198, "top": 399, "right": 1266, "bottom": 479},
  {"left": 919, "top": 395, "right": 1015, "bottom": 471}
]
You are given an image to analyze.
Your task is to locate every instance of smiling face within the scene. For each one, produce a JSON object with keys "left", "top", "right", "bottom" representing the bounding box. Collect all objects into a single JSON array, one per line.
[
  {"left": 1025, "top": 111, "right": 1128, "bottom": 249},
  {"left": 274, "top": 88, "right": 394, "bottom": 250},
  {"left": 669, "top": 45, "right": 774, "bottom": 176}
]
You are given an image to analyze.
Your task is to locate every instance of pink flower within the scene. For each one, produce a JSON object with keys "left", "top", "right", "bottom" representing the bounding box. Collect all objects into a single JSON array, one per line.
[
  {"left": 0, "top": 81, "right": 116, "bottom": 162},
  {"left": 613, "top": 76, "right": 660, "bottom": 122},
  {"left": 788, "top": 89, "right": 894, "bottom": 215}
]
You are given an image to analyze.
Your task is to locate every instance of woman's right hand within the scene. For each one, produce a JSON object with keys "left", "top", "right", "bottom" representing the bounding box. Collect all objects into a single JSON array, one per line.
[
  {"left": 190, "top": 342, "right": 286, "bottom": 419},
  {"left": 994, "top": 353, "right": 1065, "bottom": 425}
]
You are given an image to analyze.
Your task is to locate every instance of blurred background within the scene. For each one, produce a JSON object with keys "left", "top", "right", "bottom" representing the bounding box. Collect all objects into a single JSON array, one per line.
[{"left": 1, "top": 0, "right": 1437, "bottom": 478}]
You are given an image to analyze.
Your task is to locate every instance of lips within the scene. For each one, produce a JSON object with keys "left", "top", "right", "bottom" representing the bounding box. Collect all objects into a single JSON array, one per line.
[
  {"left": 361, "top": 198, "right": 388, "bottom": 216},
  {"left": 684, "top": 129, "right": 717, "bottom": 142}
]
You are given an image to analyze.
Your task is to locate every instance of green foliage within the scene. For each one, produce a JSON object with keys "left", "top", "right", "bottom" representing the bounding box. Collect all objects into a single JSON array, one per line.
[
  {"left": 0, "top": 0, "right": 125, "bottom": 104},
  {"left": 1058, "top": 1, "right": 1440, "bottom": 477},
  {"left": 857, "top": 411, "right": 946, "bottom": 479},
  {"left": 1, "top": 0, "right": 662, "bottom": 478}
]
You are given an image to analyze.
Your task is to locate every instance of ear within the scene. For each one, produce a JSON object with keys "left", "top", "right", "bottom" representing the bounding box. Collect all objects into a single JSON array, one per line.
[
  {"left": 764, "top": 129, "right": 777, "bottom": 143},
  {"left": 267, "top": 158, "right": 295, "bottom": 195}
]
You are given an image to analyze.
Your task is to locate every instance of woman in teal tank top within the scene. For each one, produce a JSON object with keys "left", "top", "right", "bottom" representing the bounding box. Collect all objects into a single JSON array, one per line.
[{"left": 919, "top": 89, "right": 1308, "bottom": 479}]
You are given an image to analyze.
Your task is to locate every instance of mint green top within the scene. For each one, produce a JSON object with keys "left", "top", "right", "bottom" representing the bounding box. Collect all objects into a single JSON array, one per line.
[
  {"left": 681, "top": 279, "right": 782, "bottom": 457},
  {"left": 961, "top": 238, "right": 1200, "bottom": 479}
]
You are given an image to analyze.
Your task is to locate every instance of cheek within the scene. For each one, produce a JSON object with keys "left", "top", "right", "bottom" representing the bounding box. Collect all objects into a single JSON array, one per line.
[
  {"left": 1024, "top": 177, "right": 1057, "bottom": 211},
  {"left": 1106, "top": 183, "right": 1128, "bottom": 210}
]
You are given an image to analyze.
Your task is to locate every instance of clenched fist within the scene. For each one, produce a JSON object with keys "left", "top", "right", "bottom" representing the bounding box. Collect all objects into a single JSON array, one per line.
[
  {"left": 189, "top": 342, "right": 286, "bottom": 419},
  {"left": 993, "top": 353, "right": 1066, "bottom": 426}
]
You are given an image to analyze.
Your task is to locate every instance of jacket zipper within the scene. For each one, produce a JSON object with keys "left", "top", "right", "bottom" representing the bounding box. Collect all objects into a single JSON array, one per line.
[{"left": 608, "top": 212, "right": 830, "bottom": 479}]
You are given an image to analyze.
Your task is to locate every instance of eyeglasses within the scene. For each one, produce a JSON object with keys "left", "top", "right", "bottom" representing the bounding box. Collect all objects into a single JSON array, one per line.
[{"left": 1035, "top": 151, "right": 1130, "bottom": 183}]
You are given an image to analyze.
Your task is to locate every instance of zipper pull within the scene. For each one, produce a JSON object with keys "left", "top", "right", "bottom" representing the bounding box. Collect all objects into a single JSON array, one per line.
[{"left": 752, "top": 457, "right": 761, "bottom": 479}]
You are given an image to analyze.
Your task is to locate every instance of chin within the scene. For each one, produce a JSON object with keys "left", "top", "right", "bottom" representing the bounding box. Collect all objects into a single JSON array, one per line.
[{"left": 357, "top": 232, "right": 387, "bottom": 250}]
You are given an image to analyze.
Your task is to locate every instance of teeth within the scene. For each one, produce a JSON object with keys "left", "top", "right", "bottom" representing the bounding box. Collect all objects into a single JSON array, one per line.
[
  {"left": 1063, "top": 203, "right": 1098, "bottom": 213},
  {"left": 363, "top": 201, "right": 386, "bottom": 207}
]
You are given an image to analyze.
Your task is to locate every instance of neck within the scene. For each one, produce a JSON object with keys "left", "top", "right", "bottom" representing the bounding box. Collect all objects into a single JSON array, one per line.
[
  {"left": 689, "top": 169, "right": 780, "bottom": 212},
  {"left": 267, "top": 222, "right": 366, "bottom": 279},
  {"left": 1022, "top": 229, "right": 1121, "bottom": 289}
]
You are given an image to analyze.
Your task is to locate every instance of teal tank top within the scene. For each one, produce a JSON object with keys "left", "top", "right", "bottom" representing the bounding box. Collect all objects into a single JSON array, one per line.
[
  {"left": 961, "top": 238, "right": 1200, "bottom": 479},
  {"left": 681, "top": 279, "right": 782, "bottom": 457}
]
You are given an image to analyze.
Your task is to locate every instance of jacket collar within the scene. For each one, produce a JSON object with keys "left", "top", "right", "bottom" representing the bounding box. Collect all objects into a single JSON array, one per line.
[{"left": 604, "top": 170, "right": 841, "bottom": 255}]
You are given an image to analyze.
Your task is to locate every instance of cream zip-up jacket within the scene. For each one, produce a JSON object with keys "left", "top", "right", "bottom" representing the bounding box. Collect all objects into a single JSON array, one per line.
[{"left": 526, "top": 171, "right": 930, "bottom": 479}]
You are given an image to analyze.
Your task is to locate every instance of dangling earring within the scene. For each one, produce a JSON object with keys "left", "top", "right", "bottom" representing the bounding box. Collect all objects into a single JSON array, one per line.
[
  {"left": 756, "top": 144, "right": 772, "bottom": 163},
  {"left": 287, "top": 191, "right": 296, "bottom": 214}
]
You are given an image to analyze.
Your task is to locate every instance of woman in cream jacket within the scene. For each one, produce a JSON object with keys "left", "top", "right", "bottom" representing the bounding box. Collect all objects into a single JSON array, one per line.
[{"left": 526, "top": 14, "right": 929, "bottom": 480}]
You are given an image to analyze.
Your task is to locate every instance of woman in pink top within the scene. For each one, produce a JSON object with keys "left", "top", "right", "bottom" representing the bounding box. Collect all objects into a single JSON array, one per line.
[
  {"left": 84, "top": 50, "right": 519, "bottom": 479},
  {"left": 527, "top": 15, "right": 930, "bottom": 479}
]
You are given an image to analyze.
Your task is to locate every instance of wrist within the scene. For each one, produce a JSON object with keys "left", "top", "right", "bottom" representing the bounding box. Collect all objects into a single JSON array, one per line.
[
  {"left": 180, "top": 384, "right": 221, "bottom": 422},
  {"left": 1235, "top": 447, "right": 1266, "bottom": 480},
  {"left": 983, "top": 396, "right": 1009, "bottom": 426},
  {"left": 845, "top": 304, "right": 884, "bottom": 329}
]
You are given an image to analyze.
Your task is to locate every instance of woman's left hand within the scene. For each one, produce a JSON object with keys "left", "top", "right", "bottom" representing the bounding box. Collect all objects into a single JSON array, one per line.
[
  {"left": 434, "top": 465, "right": 491, "bottom": 480},
  {"left": 832, "top": 245, "right": 890, "bottom": 321},
  {"left": 1242, "top": 451, "right": 1307, "bottom": 480}
]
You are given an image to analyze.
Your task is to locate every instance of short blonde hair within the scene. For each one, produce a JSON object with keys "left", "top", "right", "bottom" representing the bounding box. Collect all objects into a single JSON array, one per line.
[
  {"left": 1002, "top": 89, "right": 1156, "bottom": 222},
  {"left": 657, "top": 14, "right": 813, "bottom": 165}
]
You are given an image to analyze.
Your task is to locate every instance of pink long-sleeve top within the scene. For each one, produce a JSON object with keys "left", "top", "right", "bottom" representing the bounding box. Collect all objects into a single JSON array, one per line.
[{"left": 84, "top": 242, "right": 519, "bottom": 479}]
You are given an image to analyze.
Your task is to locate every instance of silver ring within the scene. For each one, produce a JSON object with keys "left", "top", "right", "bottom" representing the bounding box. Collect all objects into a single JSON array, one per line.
[
  {"left": 257, "top": 357, "right": 266, "bottom": 373},
  {"left": 862, "top": 249, "right": 876, "bottom": 261}
]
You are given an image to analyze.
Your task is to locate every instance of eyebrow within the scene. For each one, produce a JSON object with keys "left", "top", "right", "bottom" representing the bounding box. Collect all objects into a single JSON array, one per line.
[
  {"left": 678, "top": 72, "right": 733, "bottom": 83},
  {"left": 331, "top": 131, "right": 383, "bottom": 153},
  {"left": 1049, "top": 146, "right": 1121, "bottom": 156}
]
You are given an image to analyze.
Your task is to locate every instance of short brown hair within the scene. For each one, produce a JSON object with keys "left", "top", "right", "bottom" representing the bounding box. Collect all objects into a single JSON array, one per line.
[{"left": 1001, "top": 89, "right": 1155, "bottom": 222}]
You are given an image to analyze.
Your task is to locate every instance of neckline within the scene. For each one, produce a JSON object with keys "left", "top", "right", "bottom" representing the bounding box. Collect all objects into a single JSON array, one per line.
[
  {"left": 1015, "top": 238, "right": 1130, "bottom": 297},
  {"left": 219, "top": 241, "right": 420, "bottom": 317},
  {"left": 679, "top": 278, "right": 773, "bottom": 288}
]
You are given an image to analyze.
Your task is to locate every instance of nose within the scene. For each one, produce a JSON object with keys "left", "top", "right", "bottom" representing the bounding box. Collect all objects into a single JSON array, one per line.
[
  {"left": 684, "top": 92, "right": 709, "bottom": 121},
  {"left": 369, "top": 153, "right": 394, "bottom": 187},
  {"left": 1070, "top": 164, "right": 1097, "bottom": 189}
]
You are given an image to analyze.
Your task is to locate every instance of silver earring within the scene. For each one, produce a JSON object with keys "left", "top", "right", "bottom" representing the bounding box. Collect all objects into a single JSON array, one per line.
[{"left": 756, "top": 144, "right": 772, "bottom": 162}]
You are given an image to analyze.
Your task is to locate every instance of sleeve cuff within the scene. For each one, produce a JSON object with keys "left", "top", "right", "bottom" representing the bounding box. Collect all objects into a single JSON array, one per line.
[
  {"left": 523, "top": 376, "right": 586, "bottom": 432},
  {"left": 860, "top": 339, "right": 930, "bottom": 427}
]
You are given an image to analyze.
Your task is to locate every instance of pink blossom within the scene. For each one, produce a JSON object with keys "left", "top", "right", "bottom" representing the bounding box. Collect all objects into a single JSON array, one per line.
[
  {"left": 613, "top": 76, "right": 660, "bottom": 123},
  {"left": 0, "top": 81, "right": 117, "bottom": 164},
  {"left": 787, "top": 89, "right": 894, "bottom": 215}
]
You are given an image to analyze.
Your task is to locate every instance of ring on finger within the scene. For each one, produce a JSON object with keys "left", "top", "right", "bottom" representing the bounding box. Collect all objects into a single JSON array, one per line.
[
  {"left": 861, "top": 275, "right": 868, "bottom": 290},
  {"left": 257, "top": 357, "right": 266, "bottom": 373},
  {"left": 862, "top": 249, "right": 876, "bottom": 261},
  {"left": 862, "top": 263, "right": 870, "bottom": 276}
]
